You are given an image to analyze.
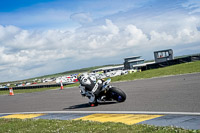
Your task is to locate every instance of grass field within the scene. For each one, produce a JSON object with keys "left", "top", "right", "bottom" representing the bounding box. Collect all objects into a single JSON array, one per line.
[
  {"left": 0, "top": 119, "right": 198, "bottom": 133},
  {"left": 0, "top": 83, "right": 79, "bottom": 95},
  {"left": 111, "top": 61, "right": 200, "bottom": 82},
  {"left": 0, "top": 86, "right": 58, "bottom": 95}
]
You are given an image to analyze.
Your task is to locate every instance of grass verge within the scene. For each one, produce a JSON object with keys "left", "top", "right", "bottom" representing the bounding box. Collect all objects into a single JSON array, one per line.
[
  {"left": 0, "top": 86, "right": 59, "bottom": 95},
  {"left": 0, "top": 119, "right": 199, "bottom": 133},
  {"left": 0, "top": 83, "right": 80, "bottom": 95},
  {"left": 111, "top": 61, "right": 200, "bottom": 82}
]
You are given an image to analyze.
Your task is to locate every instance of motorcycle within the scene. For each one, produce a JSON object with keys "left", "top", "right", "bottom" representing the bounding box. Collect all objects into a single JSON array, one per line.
[{"left": 80, "top": 78, "right": 126, "bottom": 105}]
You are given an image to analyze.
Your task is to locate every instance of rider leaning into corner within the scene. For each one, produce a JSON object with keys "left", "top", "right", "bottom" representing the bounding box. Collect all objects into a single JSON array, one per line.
[{"left": 77, "top": 73, "right": 105, "bottom": 107}]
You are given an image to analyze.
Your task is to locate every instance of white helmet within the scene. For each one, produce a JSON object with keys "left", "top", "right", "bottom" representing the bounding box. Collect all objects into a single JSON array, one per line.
[
  {"left": 78, "top": 73, "right": 97, "bottom": 85},
  {"left": 78, "top": 73, "right": 91, "bottom": 85}
]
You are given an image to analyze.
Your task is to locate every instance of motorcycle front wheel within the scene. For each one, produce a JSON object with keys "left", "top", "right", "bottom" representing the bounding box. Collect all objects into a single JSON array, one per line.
[{"left": 109, "top": 87, "right": 126, "bottom": 102}]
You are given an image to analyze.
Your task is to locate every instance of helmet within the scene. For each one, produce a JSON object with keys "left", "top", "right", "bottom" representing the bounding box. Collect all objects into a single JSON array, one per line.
[
  {"left": 78, "top": 73, "right": 92, "bottom": 86},
  {"left": 77, "top": 73, "right": 88, "bottom": 81}
]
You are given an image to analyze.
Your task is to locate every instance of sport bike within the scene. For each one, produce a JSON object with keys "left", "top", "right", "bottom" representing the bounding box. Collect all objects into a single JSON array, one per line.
[{"left": 82, "top": 79, "right": 126, "bottom": 104}]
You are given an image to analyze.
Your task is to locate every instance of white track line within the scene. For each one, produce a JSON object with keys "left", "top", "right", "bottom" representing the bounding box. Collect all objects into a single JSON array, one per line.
[{"left": 0, "top": 111, "right": 200, "bottom": 115}]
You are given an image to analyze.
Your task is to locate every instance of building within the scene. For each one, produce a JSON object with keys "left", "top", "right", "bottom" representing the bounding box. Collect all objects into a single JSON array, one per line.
[
  {"left": 124, "top": 56, "right": 144, "bottom": 70},
  {"left": 132, "top": 61, "right": 155, "bottom": 71},
  {"left": 92, "top": 55, "right": 149, "bottom": 73},
  {"left": 154, "top": 49, "right": 173, "bottom": 63},
  {"left": 92, "top": 65, "right": 124, "bottom": 73}
]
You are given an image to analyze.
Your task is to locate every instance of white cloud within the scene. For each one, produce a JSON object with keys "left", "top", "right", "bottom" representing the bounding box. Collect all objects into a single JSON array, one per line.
[
  {"left": 1, "top": 13, "right": 200, "bottom": 82},
  {"left": 102, "top": 19, "right": 119, "bottom": 35},
  {"left": 124, "top": 25, "right": 148, "bottom": 47},
  {"left": 0, "top": 25, "right": 21, "bottom": 41},
  {"left": 70, "top": 12, "right": 93, "bottom": 24},
  {"left": 182, "top": 0, "right": 200, "bottom": 14}
]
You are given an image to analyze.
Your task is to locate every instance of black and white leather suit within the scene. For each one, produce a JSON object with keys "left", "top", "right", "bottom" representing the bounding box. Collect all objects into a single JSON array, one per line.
[{"left": 78, "top": 73, "right": 103, "bottom": 104}]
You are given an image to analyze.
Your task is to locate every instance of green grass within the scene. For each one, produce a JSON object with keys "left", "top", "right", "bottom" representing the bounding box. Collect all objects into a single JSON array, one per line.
[
  {"left": 0, "top": 86, "right": 59, "bottom": 95},
  {"left": 0, "top": 82, "right": 80, "bottom": 95},
  {"left": 0, "top": 119, "right": 198, "bottom": 133},
  {"left": 111, "top": 61, "right": 200, "bottom": 82}
]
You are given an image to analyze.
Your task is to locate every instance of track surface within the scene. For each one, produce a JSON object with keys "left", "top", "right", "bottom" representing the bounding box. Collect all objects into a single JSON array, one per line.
[{"left": 0, "top": 73, "right": 200, "bottom": 113}]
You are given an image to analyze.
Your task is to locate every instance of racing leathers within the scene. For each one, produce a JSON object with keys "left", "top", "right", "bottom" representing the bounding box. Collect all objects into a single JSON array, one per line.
[{"left": 78, "top": 73, "right": 103, "bottom": 105}]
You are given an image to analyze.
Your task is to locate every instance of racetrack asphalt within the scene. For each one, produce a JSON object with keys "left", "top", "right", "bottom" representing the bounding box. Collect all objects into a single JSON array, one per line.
[
  {"left": 0, "top": 73, "right": 200, "bottom": 130},
  {"left": 0, "top": 73, "right": 199, "bottom": 113}
]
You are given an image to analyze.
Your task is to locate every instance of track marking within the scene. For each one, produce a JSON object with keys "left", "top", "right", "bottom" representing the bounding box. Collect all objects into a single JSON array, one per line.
[
  {"left": 1, "top": 111, "right": 199, "bottom": 115},
  {"left": 0, "top": 113, "right": 199, "bottom": 129},
  {"left": 74, "top": 114, "right": 163, "bottom": 125},
  {"left": 1, "top": 114, "right": 45, "bottom": 119}
]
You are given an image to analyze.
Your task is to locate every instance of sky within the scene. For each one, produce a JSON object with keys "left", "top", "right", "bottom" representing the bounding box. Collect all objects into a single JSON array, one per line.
[{"left": 0, "top": 0, "right": 200, "bottom": 82}]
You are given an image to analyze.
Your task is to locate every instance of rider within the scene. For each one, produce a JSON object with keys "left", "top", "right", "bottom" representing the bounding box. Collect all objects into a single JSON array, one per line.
[{"left": 77, "top": 73, "right": 104, "bottom": 106}]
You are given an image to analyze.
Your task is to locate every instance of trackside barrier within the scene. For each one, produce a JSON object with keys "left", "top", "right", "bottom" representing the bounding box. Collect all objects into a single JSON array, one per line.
[{"left": 0, "top": 83, "right": 74, "bottom": 91}]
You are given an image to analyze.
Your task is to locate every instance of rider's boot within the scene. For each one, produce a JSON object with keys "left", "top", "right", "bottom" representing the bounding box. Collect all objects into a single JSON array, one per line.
[{"left": 89, "top": 95, "right": 98, "bottom": 106}]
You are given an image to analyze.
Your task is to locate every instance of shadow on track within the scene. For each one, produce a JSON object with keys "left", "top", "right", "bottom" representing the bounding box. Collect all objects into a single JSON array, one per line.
[
  {"left": 63, "top": 101, "right": 117, "bottom": 110},
  {"left": 63, "top": 103, "right": 91, "bottom": 110}
]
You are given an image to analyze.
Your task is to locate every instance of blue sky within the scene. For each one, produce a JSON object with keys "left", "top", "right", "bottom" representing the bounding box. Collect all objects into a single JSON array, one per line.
[{"left": 0, "top": 0, "right": 200, "bottom": 82}]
